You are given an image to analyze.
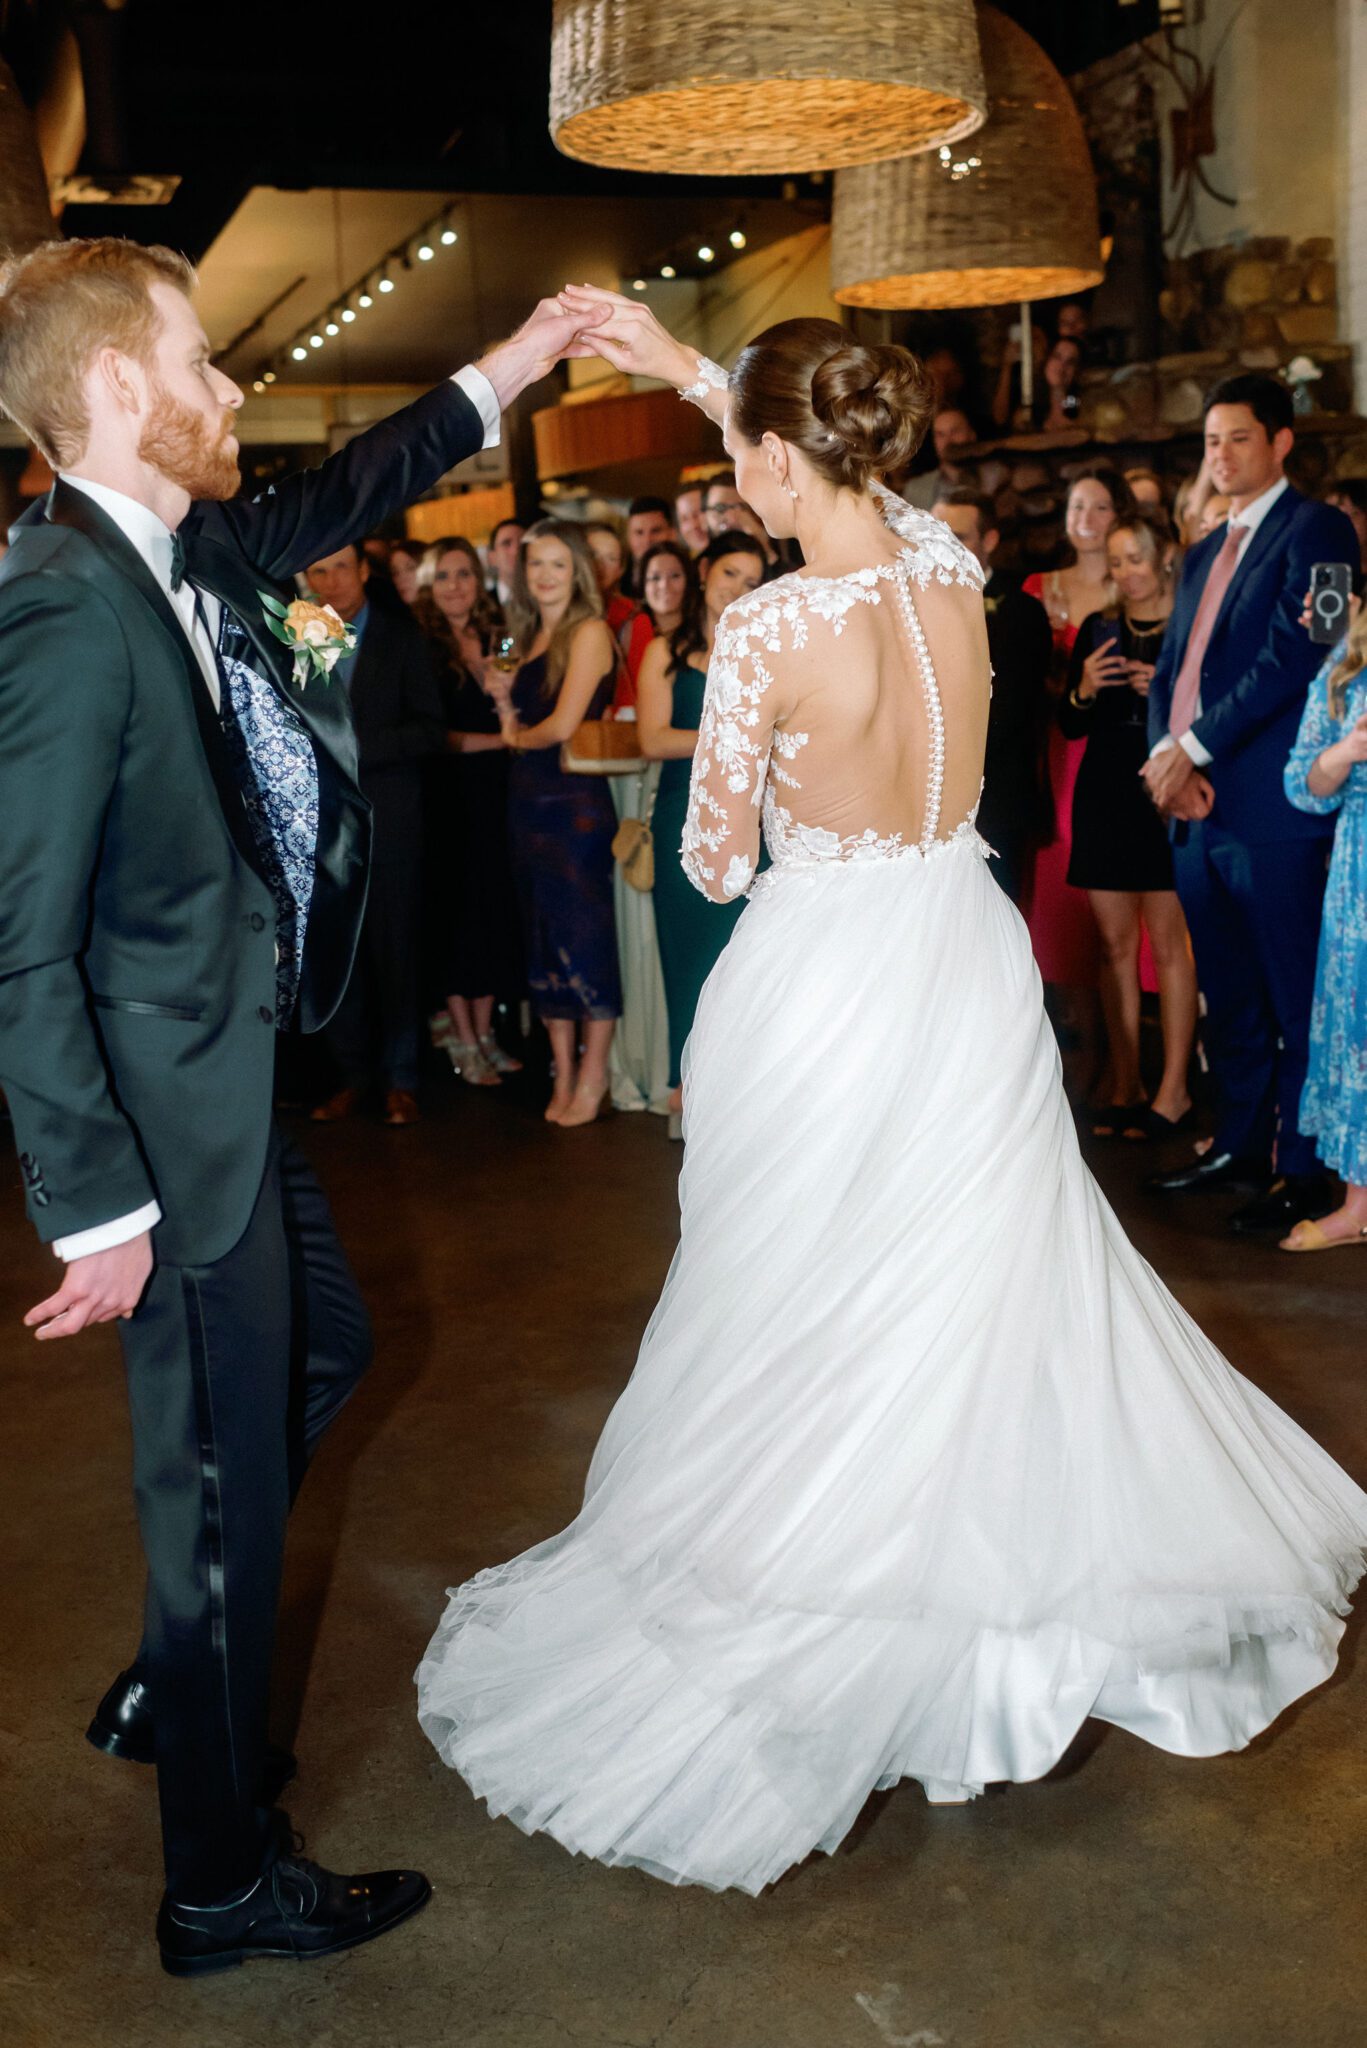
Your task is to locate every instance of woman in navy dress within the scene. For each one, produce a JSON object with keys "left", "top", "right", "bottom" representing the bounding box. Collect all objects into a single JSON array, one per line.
[
  {"left": 489, "top": 519, "right": 622, "bottom": 1126},
  {"left": 639, "top": 532, "right": 767, "bottom": 1128}
]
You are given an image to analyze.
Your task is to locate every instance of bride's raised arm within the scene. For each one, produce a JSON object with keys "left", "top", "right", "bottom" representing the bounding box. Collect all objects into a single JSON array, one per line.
[{"left": 558, "top": 285, "right": 729, "bottom": 425}]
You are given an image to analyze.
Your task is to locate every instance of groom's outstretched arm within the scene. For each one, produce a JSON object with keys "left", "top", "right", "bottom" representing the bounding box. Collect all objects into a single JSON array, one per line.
[
  {"left": 0, "top": 576, "right": 160, "bottom": 1249},
  {"left": 195, "top": 298, "right": 603, "bottom": 586}
]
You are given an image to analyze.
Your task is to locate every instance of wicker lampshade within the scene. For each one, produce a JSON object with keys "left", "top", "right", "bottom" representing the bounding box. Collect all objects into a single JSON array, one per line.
[
  {"left": 0, "top": 55, "right": 55, "bottom": 259},
  {"left": 550, "top": 0, "right": 986, "bottom": 177},
  {"left": 830, "top": 7, "right": 1103, "bottom": 309}
]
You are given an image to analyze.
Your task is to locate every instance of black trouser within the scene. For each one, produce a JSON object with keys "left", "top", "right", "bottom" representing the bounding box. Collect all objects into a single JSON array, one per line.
[
  {"left": 118, "top": 1130, "right": 372, "bottom": 1904},
  {"left": 326, "top": 857, "right": 421, "bottom": 1093}
]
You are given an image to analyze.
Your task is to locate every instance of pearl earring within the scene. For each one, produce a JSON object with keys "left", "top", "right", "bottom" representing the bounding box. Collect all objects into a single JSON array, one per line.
[{"left": 783, "top": 482, "right": 798, "bottom": 500}]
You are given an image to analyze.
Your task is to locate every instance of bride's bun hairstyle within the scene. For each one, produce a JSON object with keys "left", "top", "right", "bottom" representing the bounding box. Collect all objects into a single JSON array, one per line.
[{"left": 729, "top": 317, "right": 935, "bottom": 493}]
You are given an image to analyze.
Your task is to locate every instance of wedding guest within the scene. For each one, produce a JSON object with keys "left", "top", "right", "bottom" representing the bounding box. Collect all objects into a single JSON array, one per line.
[
  {"left": 1144, "top": 371, "right": 1358, "bottom": 1234},
  {"left": 990, "top": 319, "right": 1048, "bottom": 429},
  {"left": 622, "top": 495, "right": 675, "bottom": 597},
  {"left": 584, "top": 519, "right": 654, "bottom": 704},
  {"left": 1124, "top": 468, "right": 1166, "bottom": 513},
  {"left": 703, "top": 469, "right": 784, "bottom": 578},
  {"left": 488, "top": 519, "right": 622, "bottom": 1125},
  {"left": 638, "top": 532, "right": 767, "bottom": 1127},
  {"left": 902, "top": 407, "right": 979, "bottom": 510},
  {"left": 1281, "top": 598, "right": 1367, "bottom": 1250},
  {"left": 387, "top": 538, "right": 424, "bottom": 607},
  {"left": 674, "top": 481, "right": 709, "bottom": 556},
  {"left": 416, "top": 538, "right": 524, "bottom": 1088},
  {"left": 487, "top": 516, "right": 525, "bottom": 606},
  {"left": 1024, "top": 466, "right": 1135, "bottom": 1048},
  {"left": 932, "top": 487, "right": 1051, "bottom": 905},
  {"left": 1056, "top": 299, "right": 1092, "bottom": 348},
  {"left": 1038, "top": 337, "right": 1082, "bottom": 429},
  {"left": 1174, "top": 459, "right": 1217, "bottom": 548},
  {"left": 1324, "top": 480, "right": 1367, "bottom": 583},
  {"left": 640, "top": 539, "right": 693, "bottom": 640},
  {"left": 308, "top": 543, "right": 446, "bottom": 1126},
  {"left": 1059, "top": 511, "right": 1196, "bottom": 1139}
]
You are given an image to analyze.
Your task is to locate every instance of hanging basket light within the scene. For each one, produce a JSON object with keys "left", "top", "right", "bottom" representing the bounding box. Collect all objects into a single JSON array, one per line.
[
  {"left": 0, "top": 55, "right": 56, "bottom": 260},
  {"left": 549, "top": 0, "right": 986, "bottom": 177},
  {"left": 830, "top": 6, "right": 1103, "bottom": 308}
]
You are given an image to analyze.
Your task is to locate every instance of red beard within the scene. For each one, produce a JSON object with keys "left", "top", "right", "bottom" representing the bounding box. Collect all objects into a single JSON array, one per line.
[{"left": 139, "top": 382, "right": 240, "bottom": 501}]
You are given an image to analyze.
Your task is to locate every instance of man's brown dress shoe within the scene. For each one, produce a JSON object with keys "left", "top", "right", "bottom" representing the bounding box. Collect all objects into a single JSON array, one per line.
[
  {"left": 310, "top": 1087, "right": 362, "bottom": 1123},
  {"left": 383, "top": 1089, "right": 420, "bottom": 1126}
]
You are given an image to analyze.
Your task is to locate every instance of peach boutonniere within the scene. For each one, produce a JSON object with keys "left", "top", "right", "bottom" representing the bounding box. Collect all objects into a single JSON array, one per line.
[{"left": 260, "top": 593, "right": 357, "bottom": 686}]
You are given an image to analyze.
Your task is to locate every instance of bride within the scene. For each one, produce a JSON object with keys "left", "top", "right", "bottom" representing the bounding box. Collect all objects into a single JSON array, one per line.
[{"left": 417, "top": 292, "right": 1367, "bottom": 1895}]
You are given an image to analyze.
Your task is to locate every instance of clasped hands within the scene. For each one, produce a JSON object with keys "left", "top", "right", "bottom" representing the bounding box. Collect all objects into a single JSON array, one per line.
[
  {"left": 1140, "top": 743, "right": 1214, "bottom": 822},
  {"left": 475, "top": 282, "right": 691, "bottom": 410}
]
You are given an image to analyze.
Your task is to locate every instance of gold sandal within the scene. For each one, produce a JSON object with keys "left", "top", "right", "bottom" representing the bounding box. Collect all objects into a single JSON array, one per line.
[{"left": 1280, "top": 1217, "right": 1367, "bottom": 1253}]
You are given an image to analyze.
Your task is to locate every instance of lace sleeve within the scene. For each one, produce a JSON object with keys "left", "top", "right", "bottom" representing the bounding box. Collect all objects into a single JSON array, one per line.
[
  {"left": 869, "top": 480, "right": 986, "bottom": 591},
  {"left": 678, "top": 354, "right": 729, "bottom": 414},
  {"left": 681, "top": 589, "right": 788, "bottom": 903}
]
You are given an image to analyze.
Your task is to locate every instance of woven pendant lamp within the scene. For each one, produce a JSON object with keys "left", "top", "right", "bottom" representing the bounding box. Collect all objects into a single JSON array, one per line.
[
  {"left": 830, "top": 6, "right": 1103, "bottom": 308},
  {"left": 0, "top": 55, "right": 55, "bottom": 258},
  {"left": 550, "top": 0, "right": 986, "bottom": 177}
]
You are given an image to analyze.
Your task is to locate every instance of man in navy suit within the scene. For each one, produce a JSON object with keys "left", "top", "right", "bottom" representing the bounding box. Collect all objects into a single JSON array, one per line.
[{"left": 1143, "top": 373, "right": 1357, "bottom": 1233}]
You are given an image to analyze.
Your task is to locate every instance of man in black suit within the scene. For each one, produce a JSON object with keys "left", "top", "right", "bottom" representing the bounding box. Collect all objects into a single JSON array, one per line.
[
  {"left": 933, "top": 486, "right": 1052, "bottom": 904},
  {"left": 0, "top": 235, "right": 597, "bottom": 1973},
  {"left": 306, "top": 543, "right": 444, "bottom": 1126},
  {"left": 1143, "top": 373, "right": 1358, "bottom": 1234}
]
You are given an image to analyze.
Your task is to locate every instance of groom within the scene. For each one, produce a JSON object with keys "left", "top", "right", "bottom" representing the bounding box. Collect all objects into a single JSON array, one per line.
[{"left": 0, "top": 237, "right": 595, "bottom": 1975}]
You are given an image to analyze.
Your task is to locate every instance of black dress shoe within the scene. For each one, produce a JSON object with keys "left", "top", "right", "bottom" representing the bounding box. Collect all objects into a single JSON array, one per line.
[
  {"left": 87, "top": 1669, "right": 297, "bottom": 1802},
  {"left": 157, "top": 1851, "right": 432, "bottom": 1976},
  {"left": 1145, "top": 1151, "right": 1269, "bottom": 1196},
  {"left": 1228, "top": 1173, "right": 1338, "bottom": 1237}
]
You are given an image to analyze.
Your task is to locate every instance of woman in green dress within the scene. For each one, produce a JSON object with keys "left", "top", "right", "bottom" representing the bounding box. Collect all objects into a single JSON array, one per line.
[{"left": 639, "top": 531, "right": 768, "bottom": 1132}]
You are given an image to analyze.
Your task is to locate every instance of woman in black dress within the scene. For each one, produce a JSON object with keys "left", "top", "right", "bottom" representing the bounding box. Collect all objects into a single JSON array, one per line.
[
  {"left": 1059, "top": 511, "right": 1197, "bottom": 1140},
  {"left": 416, "top": 538, "right": 524, "bottom": 1087},
  {"left": 487, "top": 520, "right": 622, "bottom": 1128}
]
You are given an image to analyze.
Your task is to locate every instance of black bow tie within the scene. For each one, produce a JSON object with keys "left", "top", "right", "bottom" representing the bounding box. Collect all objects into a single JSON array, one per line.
[{"left": 169, "top": 532, "right": 188, "bottom": 594}]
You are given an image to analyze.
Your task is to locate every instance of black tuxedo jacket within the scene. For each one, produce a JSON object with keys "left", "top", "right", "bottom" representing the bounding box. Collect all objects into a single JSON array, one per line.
[
  {"left": 344, "top": 602, "right": 446, "bottom": 867},
  {"left": 0, "top": 379, "right": 484, "bottom": 1263}
]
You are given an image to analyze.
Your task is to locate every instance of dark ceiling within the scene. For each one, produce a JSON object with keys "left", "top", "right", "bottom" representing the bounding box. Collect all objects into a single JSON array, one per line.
[{"left": 5, "top": 0, "right": 1160, "bottom": 262}]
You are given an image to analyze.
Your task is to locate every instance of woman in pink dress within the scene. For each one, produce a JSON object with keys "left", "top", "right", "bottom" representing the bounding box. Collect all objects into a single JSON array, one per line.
[{"left": 1024, "top": 466, "right": 1135, "bottom": 1093}]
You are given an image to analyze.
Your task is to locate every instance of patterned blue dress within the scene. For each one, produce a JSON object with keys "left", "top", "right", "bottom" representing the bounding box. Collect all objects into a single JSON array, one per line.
[{"left": 1284, "top": 641, "right": 1367, "bottom": 1184}]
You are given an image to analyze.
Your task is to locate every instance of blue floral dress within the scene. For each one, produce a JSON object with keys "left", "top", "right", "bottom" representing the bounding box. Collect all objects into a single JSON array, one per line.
[{"left": 1284, "top": 641, "right": 1367, "bottom": 1184}]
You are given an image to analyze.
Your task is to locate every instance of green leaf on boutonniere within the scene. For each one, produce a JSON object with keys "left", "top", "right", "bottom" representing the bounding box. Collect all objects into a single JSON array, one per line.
[{"left": 259, "top": 591, "right": 290, "bottom": 619}]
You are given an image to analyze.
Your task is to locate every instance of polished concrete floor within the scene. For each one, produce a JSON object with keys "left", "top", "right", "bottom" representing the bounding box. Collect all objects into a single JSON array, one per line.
[{"left": 2, "top": 1066, "right": 1365, "bottom": 2048}]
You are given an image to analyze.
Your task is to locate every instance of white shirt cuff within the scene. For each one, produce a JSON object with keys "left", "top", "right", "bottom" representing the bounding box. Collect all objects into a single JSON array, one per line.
[
  {"left": 451, "top": 364, "right": 501, "bottom": 450},
  {"left": 1178, "top": 729, "right": 1213, "bottom": 767},
  {"left": 54, "top": 1200, "right": 161, "bottom": 1262}
]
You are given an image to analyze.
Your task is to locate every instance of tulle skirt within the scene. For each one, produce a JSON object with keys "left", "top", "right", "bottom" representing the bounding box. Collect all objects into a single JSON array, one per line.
[{"left": 417, "top": 833, "right": 1367, "bottom": 1894}]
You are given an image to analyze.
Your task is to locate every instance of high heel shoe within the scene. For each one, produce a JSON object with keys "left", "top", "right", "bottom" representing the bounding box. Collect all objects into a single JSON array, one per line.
[
  {"left": 1143, "top": 1104, "right": 1195, "bottom": 1140},
  {"left": 557, "top": 1081, "right": 614, "bottom": 1128},
  {"left": 446, "top": 1041, "right": 501, "bottom": 1087},
  {"left": 478, "top": 1032, "right": 523, "bottom": 1076}
]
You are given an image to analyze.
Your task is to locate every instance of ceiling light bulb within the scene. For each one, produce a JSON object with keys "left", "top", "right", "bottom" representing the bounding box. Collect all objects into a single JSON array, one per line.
[
  {"left": 325, "top": 320, "right": 339, "bottom": 336},
  {"left": 697, "top": 245, "right": 715, "bottom": 263},
  {"left": 440, "top": 228, "right": 457, "bottom": 245},
  {"left": 341, "top": 307, "right": 356, "bottom": 324},
  {"left": 378, "top": 276, "right": 395, "bottom": 293},
  {"left": 660, "top": 264, "right": 676, "bottom": 280},
  {"left": 358, "top": 290, "right": 373, "bottom": 308},
  {"left": 309, "top": 333, "right": 324, "bottom": 348},
  {"left": 418, "top": 243, "right": 434, "bottom": 261},
  {"left": 252, "top": 380, "right": 265, "bottom": 393},
  {"left": 729, "top": 229, "right": 747, "bottom": 249},
  {"left": 262, "top": 370, "right": 276, "bottom": 384},
  {"left": 292, "top": 346, "right": 308, "bottom": 361},
  {"left": 632, "top": 278, "right": 647, "bottom": 292}
]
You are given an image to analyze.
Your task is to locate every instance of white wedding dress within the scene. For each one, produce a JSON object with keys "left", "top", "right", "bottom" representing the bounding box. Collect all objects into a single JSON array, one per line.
[{"left": 417, "top": 477, "right": 1367, "bottom": 1895}]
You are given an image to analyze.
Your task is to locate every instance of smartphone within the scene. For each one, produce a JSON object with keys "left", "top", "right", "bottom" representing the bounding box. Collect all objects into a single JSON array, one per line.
[{"left": 1308, "top": 562, "right": 1353, "bottom": 646}]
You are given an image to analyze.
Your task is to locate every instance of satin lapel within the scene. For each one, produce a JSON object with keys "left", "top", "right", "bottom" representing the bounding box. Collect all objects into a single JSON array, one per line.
[
  {"left": 44, "top": 482, "right": 270, "bottom": 885},
  {"left": 184, "top": 536, "right": 363, "bottom": 788}
]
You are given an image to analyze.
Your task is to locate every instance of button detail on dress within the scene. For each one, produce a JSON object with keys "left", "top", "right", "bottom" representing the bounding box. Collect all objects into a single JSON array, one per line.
[{"left": 247, "top": 912, "right": 266, "bottom": 932}]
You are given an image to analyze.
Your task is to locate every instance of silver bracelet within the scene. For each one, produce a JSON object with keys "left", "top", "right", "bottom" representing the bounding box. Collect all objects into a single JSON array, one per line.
[{"left": 678, "top": 354, "right": 728, "bottom": 406}]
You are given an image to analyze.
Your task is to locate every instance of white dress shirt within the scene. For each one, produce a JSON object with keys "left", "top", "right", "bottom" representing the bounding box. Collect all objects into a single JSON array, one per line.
[
  {"left": 1155, "top": 474, "right": 1290, "bottom": 768},
  {"left": 50, "top": 362, "right": 501, "bottom": 1263}
]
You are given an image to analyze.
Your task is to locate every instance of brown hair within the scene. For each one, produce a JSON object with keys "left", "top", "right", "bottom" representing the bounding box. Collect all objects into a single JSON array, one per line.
[
  {"left": 1102, "top": 509, "right": 1176, "bottom": 615},
  {"left": 729, "top": 317, "right": 934, "bottom": 494},
  {"left": 414, "top": 537, "right": 502, "bottom": 661},
  {"left": 0, "top": 237, "right": 196, "bottom": 468},
  {"left": 507, "top": 518, "right": 610, "bottom": 699}
]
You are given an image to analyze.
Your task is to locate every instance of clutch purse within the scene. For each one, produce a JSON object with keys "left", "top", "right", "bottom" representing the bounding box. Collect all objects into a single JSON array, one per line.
[
  {"left": 612, "top": 814, "right": 655, "bottom": 892},
  {"left": 561, "top": 718, "right": 643, "bottom": 776}
]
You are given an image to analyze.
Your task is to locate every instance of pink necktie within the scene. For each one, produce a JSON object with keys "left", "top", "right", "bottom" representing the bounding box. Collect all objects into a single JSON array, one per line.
[{"left": 1169, "top": 522, "right": 1245, "bottom": 737}]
